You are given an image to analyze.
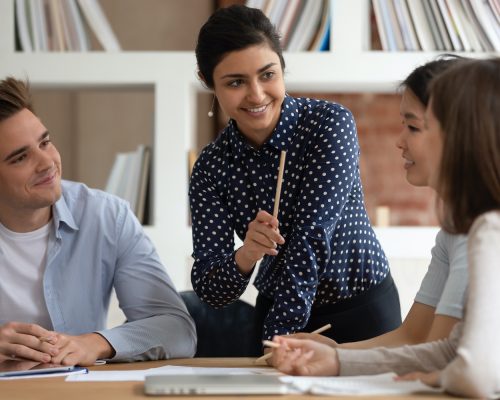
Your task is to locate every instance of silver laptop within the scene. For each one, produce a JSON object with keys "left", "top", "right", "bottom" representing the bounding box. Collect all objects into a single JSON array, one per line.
[{"left": 144, "top": 374, "right": 288, "bottom": 395}]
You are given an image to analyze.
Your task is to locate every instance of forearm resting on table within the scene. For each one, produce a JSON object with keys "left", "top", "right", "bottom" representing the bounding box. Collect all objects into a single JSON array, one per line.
[{"left": 341, "top": 303, "right": 458, "bottom": 349}]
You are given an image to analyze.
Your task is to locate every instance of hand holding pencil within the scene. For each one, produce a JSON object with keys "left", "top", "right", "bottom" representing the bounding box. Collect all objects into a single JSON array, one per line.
[
  {"left": 270, "top": 326, "right": 341, "bottom": 376},
  {"left": 234, "top": 151, "right": 287, "bottom": 275},
  {"left": 255, "top": 323, "right": 332, "bottom": 364}
]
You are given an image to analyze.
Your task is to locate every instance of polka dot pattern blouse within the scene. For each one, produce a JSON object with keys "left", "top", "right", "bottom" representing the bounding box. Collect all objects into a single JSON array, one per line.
[{"left": 189, "top": 96, "right": 389, "bottom": 340}]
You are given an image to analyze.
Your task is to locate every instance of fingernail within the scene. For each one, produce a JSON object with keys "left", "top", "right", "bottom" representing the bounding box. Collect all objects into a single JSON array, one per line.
[{"left": 42, "top": 355, "right": 51, "bottom": 362}]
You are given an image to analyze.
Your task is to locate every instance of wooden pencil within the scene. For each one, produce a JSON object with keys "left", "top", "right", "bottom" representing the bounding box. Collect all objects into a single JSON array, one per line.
[
  {"left": 262, "top": 339, "right": 281, "bottom": 349},
  {"left": 254, "top": 323, "right": 332, "bottom": 363},
  {"left": 272, "top": 150, "right": 287, "bottom": 218}
]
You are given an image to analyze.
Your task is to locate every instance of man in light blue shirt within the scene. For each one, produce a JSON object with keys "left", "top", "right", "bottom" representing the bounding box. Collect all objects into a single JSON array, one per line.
[{"left": 0, "top": 77, "right": 196, "bottom": 366}]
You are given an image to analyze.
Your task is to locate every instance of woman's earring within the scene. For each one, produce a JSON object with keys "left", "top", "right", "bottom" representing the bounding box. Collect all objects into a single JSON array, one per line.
[{"left": 208, "top": 95, "right": 215, "bottom": 118}]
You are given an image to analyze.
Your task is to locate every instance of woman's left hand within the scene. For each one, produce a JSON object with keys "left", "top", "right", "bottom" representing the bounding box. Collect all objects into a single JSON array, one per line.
[{"left": 396, "top": 370, "right": 441, "bottom": 388}]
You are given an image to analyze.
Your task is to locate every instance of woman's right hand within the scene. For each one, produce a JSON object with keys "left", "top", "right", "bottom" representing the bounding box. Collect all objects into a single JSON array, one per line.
[
  {"left": 271, "top": 337, "right": 340, "bottom": 376},
  {"left": 0, "top": 322, "right": 58, "bottom": 363},
  {"left": 235, "top": 210, "right": 285, "bottom": 274}
]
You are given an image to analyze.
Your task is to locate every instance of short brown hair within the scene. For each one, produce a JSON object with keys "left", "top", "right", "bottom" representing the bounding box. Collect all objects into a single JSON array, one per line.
[
  {"left": 0, "top": 77, "right": 34, "bottom": 122},
  {"left": 431, "top": 58, "right": 500, "bottom": 233}
]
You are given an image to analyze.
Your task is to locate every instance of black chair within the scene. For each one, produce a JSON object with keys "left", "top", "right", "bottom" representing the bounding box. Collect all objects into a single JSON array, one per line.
[{"left": 180, "top": 291, "right": 258, "bottom": 357}]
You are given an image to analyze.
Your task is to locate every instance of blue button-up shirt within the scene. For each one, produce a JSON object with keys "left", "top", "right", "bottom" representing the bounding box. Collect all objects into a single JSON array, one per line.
[
  {"left": 190, "top": 96, "right": 389, "bottom": 340},
  {"left": 0, "top": 180, "right": 196, "bottom": 361}
]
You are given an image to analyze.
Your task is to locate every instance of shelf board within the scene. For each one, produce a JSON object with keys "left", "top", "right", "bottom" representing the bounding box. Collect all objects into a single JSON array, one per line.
[
  {"left": 1, "top": 52, "right": 199, "bottom": 85},
  {"left": 3, "top": 51, "right": 496, "bottom": 92}
]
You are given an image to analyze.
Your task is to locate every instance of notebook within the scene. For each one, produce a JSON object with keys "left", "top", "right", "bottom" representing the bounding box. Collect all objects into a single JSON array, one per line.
[
  {"left": 144, "top": 374, "right": 288, "bottom": 395},
  {"left": 0, "top": 360, "right": 87, "bottom": 379}
]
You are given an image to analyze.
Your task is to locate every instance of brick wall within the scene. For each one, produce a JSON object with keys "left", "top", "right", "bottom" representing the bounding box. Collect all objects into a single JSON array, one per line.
[{"left": 293, "top": 92, "right": 438, "bottom": 226}]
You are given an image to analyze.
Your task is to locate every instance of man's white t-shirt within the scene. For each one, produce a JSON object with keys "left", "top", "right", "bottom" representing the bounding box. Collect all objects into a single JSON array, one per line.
[{"left": 0, "top": 221, "right": 53, "bottom": 329}]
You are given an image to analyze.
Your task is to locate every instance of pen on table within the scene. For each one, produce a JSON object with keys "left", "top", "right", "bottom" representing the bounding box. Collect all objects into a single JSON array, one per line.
[
  {"left": 273, "top": 150, "right": 287, "bottom": 219},
  {"left": 255, "top": 323, "right": 332, "bottom": 363}
]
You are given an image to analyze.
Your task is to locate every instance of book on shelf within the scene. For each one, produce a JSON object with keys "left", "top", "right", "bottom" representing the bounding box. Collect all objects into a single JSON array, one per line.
[
  {"left": 421, "top": 0, "right": 445, "bottom": 50},
  {"left": 468, "top": 0, "right": 500, "bottom": 51},
  {"left": 309, "top": 0, "right": 330, "bottom": 51},
  {"left": 461, "top": 0, "right": 494, "bottom": 50},
  {"left": 407, "top": 0, "right": 438, "bottom": 51},
  {"left": 28, "top": 0, "right": 48, "bottom": 51},
  {"left": 245, "top": 0, "right": 327, "bottom": 51},
  {"left": 428, "top": 0, "right": 454, "bottom": 50},
  {"left": 372, "top": 0, "right": 500, "bottom": 52},
  {"left": 268, "top": 0, "right": 288, "bottom": 28},
  {"left": 387, "top": 0, "right": 405, "bottom": 50},
  {"left": 287, "top": 0, "right": 325, "bottom": 51},
  {"left": 15, "top": 0, "right": 33, "bottom": 52},
  {"left": 76, "top": 0, "right": 121, "bottom": 51},
  {"left": 15, "top": 0, "right": 118, "bottom": 52},
  {"left": 490, "top": 0, "right": 500, "bottom": 23},
  {"left": 105, "top": 145, "right": 151, "bottom": 224},
  {"left": 277, "top": 0, "right": 303, "bottom": 49},
  {"left": 393, "top": 0, "right": 420, "bottom": 50},
  {"left": 49, "top": 0, "right": 66, "bottom": 51},
  {"left": 449, "top": 0, "right": 484, "bottom": 51},
  {"left": 436, "top": 0, "right": 464, "bottom": 50},
  {"left": 374, "top": 0, "right": 399, "bottom": 50},
  {"left": 59, "top": 0, "right": 89, "bottom": 51},
  {"left": 372, "top": 0, "right": 390, "bottom": 50}
]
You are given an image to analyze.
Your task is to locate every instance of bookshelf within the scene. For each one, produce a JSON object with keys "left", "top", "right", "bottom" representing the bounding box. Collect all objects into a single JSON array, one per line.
[{"left": 1, "top": 0, "right": 498, "bottom": 291}]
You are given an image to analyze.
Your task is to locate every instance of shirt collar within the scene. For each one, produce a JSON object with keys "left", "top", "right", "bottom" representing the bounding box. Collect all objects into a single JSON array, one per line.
[
  {"left": 228, "top": 95, "right": 299, "bottom": 155},
  {"left": 52, "top": 190, "right": 78, "bottom": 236},
  {"left": 267, "top": 95, "right": 299, "bottom": 151}
]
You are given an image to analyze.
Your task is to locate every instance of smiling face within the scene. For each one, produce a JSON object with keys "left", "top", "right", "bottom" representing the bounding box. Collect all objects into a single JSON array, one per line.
[
  {"left": 0, "top": 108, "right": 62, "bottom": 231},
  {"left": 396, "top": 88, "right": 443, "bottom": 189},
  {"left": 212, "top": 44, "right": 286, "bottom": 148}
]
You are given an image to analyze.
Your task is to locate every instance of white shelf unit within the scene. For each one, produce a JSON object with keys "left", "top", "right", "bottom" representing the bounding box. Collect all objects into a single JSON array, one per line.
[{"left": 1, "top": 0, "right": 497, "bottom": 290}]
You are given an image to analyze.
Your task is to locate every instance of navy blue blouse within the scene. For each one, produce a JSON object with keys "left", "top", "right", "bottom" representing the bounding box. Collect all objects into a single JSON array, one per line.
[{"left": 189, "top": 95, "right": 389, "bottom": 340}]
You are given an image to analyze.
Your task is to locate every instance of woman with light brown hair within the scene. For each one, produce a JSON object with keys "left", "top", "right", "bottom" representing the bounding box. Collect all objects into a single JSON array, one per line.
[{"left": 271, "top": 57, "right": 500, "bottom": 399}]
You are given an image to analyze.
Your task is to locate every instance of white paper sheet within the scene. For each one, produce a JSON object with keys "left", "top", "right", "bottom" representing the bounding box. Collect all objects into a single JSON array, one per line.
[
  {"left": 281, "top": 373, "right": 442, "bottom": 395},
  {"left": 65, "top": 365, "right": 280, "bottom": 382}
]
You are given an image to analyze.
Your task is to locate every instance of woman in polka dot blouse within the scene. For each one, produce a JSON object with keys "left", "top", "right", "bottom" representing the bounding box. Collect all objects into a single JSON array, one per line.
[{"left": 189, "top": 4, "right": 401, "bottom": 353}]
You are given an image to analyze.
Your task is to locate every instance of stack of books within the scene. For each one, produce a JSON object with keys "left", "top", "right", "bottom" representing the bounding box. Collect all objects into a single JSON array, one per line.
[
  {"left": 15, "top": 0, "right": 121, "bottom": 52},
  {"left": 105, "top": 145, "right": 151, "bottom": 224},
  {"left": 246, "top": 0, "right": 330, "bottom": 51},
  {"left": 372, "top": 0, "right": 500, "bottom": 52}
]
